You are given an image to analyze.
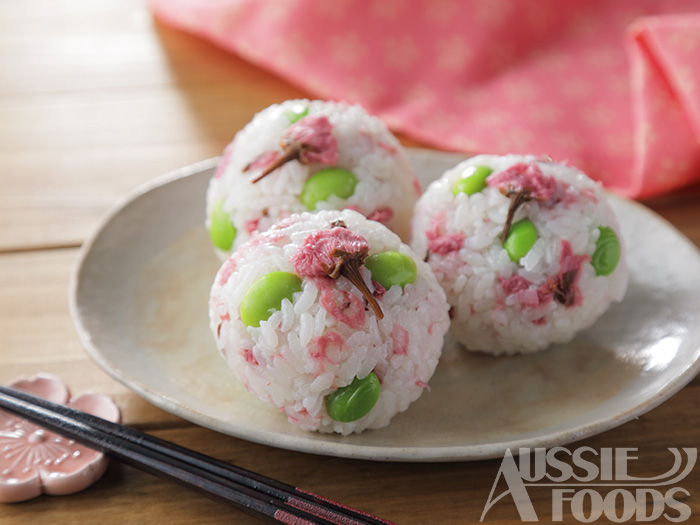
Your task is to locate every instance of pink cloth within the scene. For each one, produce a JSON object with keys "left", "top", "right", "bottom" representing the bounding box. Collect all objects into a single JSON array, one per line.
[{"left": 149, "top": 0, "right": 700, "bottom": 199}]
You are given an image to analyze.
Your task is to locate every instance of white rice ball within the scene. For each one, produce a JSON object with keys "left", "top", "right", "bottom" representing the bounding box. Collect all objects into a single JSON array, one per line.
[
  {"left": 411, "top": 154, "right": 628, "bottom": 355},
  {"left": 209, "top": 209, "right": 450, "bottom": 434},
  {"left": 206, "top": 100, "right": 421, "bottom": 258}
]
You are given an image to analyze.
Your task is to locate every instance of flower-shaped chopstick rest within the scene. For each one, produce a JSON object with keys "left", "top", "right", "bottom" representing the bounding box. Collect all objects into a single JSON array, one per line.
[{"left": 0, "top": 374, "right": 120, "bottom": 503}]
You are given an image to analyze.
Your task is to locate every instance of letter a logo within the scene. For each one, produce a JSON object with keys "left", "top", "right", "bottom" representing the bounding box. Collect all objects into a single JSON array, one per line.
[{"left": 481, "top": 449, "right": 538, "bottom": 522}]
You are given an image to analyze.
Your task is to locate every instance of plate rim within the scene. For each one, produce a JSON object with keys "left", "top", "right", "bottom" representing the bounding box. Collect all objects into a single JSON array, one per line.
[{"left": 68, "top": 151, "right": 700, "bottom": 462}]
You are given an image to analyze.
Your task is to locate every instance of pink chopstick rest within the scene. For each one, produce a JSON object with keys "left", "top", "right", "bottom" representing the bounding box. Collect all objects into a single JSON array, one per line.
[{"left": 0, "top": 373, "right": 121, "bottom": 503}]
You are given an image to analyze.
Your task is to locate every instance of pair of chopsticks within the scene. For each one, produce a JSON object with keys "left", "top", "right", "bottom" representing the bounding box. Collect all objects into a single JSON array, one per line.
[{"left": 0, "top": 386, "right": 395, "bottom": 525}]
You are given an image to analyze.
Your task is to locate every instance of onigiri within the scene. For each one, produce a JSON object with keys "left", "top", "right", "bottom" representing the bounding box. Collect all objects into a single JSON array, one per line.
[
  {"left": 206, "top": 100, "right": 421, "bottom": 258},
  {"left": 411, "top": 154, "right": 628, "bottom": 355},
  {"left": 209, "top": 209, "right": 450, "bottom": 434}
]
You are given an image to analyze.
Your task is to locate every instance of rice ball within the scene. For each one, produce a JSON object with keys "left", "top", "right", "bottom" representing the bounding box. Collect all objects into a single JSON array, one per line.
[
  {"left": 209, "top": 209, "right": 450, "bottom": 434},
  {"left": 411, "top": 154, "right": 628, "bottom": 355},
  {"left": 206, "top": 99, "right": 421, "bottom": 258}
]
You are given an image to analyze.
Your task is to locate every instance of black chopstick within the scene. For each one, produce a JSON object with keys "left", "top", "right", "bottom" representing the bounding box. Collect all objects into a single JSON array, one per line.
[{"left": 0, "top": 386, "right": 396, "bottom": 525}]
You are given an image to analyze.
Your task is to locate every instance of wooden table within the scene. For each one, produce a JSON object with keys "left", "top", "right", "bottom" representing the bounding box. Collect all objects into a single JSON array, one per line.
[{"left": 1, "top": 1, "right": 698, "bottom": 523}]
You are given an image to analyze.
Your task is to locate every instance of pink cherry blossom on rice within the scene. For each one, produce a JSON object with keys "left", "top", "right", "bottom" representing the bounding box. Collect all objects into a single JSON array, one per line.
[{"left": 0, "top": 374, "right": 121, "bottom": 503}]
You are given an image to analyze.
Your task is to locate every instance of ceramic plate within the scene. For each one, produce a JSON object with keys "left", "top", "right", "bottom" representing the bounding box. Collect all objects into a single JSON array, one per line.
[{"left": 69, "top": 150, "right": 700, "bottom": 462}]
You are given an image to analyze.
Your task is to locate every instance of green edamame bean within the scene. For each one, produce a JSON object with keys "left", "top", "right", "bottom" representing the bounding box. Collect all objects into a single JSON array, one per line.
[
  {"left": 286, "top": 105, "right": 309, "bottom": 124},
  {"left": 325, "top": 372, "right": 381, "bottom": 422},
  {"left": 504, "top": 219, "right": 538, "bottom": 262},
  {"left": 365, "top": 251, "right": 417, "bottom": 289},
  {"left": 592, "top": 226, "right": 621, "bottom": 276},
  {"left": 209, "top": 200, "right": 236, "bottom": 251},
  {"left": 240, "top": 272, "right": 303, "bottom": 327},
  {"left": 300, "top": 168, "right": 357, "bottom": 210},
  {"left": 452, "top": 165, "right": 493, "bottom": 196}
]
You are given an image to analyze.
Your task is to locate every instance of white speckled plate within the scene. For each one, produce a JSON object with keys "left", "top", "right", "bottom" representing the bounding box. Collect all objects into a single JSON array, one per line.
[{"left": 69, "top": 150, "right": 700, "bottom": 462}]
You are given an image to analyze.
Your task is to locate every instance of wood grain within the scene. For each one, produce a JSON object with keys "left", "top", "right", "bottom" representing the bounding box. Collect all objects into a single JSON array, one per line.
[{"left": 0, "top": 1, "right": 698, "bottom": 524}]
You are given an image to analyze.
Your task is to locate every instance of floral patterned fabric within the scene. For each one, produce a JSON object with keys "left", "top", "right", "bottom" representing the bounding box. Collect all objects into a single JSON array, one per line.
[{"left": 149, "top": 0, "right": 700, "bottom": 198}]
